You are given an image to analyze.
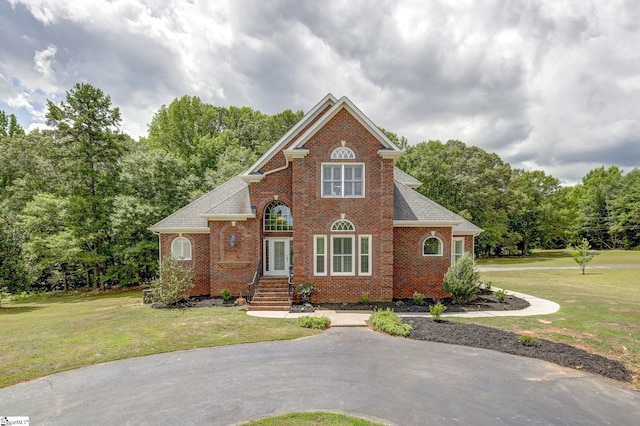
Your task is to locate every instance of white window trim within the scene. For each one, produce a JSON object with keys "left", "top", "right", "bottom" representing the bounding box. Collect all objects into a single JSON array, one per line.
[
  {"left": 314, "top": 235, "right": 327, "bottom": 276},
  {"left": 331, "top": 147, "right": 356, "bottom": 159},
  {"left": 422, "top": 236, "right": 443, "bottom": 256},
  {"left": 171, "top": 237, "right": 192, "bottom": 260},
  {"left": 452, "top": 237, "right": 465, "bottom": 264},
  {"left": 359, "top": 235, "right": 372, "bottom": 276},
  {"left": 321, "top": 163, "right": 365, "bottom": 198},
  {"left": 331, "top": 235, "right": 356, "bottom": 276},
  {"left": 331, "top": 219, "right": 355, "bottom": 232}
]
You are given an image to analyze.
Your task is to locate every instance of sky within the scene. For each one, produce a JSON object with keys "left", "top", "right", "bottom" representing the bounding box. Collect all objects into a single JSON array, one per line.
[{"left": 1, "top": 0, "right": 639, "bottom": 185}]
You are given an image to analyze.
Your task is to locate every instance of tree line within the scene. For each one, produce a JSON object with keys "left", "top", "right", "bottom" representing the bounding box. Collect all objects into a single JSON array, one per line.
[{"left": 1, "top": 83, "right": 638, "bottom": 293}]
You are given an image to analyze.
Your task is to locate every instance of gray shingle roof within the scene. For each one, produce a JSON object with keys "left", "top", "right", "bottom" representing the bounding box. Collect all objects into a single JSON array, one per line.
[
  {"left": 393, "top": 181, "right": 483, "bottom": 234},
  {"left": 393, "top": 167, "right": 422, "bottom": 188},
  {"left": 149, "top": 176, "right": 251, "bottom": 232}
]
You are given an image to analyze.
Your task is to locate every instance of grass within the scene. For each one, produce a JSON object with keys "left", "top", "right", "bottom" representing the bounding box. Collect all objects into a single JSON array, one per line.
[
  {"left": 476, "top": 249, "right": 640, "bottom": 267},
  {"left": 472, "top": 250, "right": 640, "bottom": 390},
  {"left": 238, "top": 412, "right": 387, "bottom": 425},
  {"left": 0, "top": 290, "right": 320, "bottom": 388}
]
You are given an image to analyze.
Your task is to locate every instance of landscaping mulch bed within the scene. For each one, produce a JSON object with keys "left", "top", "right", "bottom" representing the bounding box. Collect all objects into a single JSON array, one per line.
[
  {"left": 315, "top": 289, "right": 530, "bottom": 312},
  {"left": 406, "top": 318, "right": 632, "bottom": 383}
]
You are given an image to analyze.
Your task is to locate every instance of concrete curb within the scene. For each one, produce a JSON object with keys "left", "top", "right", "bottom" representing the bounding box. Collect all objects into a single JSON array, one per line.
[{"left": 247, "top": 288, "right": 560, "bottom": 326}]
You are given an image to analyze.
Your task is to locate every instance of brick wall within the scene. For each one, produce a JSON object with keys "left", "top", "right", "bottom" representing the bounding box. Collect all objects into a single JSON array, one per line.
[
  {"left": 393, "top": 227, "right": 452, "bottom": 300},
  {"left": 289, "top": 107, "right": 395, "bottom": 303},
  {"left": 159, "top": 233, "right": 210, "bottom": 296}
]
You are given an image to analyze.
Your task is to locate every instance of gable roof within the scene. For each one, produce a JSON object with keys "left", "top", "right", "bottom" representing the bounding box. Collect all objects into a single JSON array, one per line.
[
  {"left": 393, "top": 181, "right": 483, "bottom": 235},
  {"left": 149, "top": 176, "right": 252, "bottom": 233},
  {"left": 243, "top": 94, "right": 402, "bottom": 179},
  {"left": 393, "top": 167, "right": 422, "bottom": 189},
  {"left": 244, "top": 93, "right": 338, "bottom": 176}
]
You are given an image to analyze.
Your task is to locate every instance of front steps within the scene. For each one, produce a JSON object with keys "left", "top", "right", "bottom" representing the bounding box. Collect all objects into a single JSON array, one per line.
[{"left": 248, "top": 277, "right": 291, "bottom": 311}]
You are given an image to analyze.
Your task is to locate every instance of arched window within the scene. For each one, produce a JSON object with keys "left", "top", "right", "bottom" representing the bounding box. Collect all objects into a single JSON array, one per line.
[
  {"left": 264, "top": 201, "right": 293, "bottom": 231},
  {"left": 171, "top": 237, "right": 192, "bottom": 260},
  {"left": 331, "top": 219, "right": 355, "bottom": 231},
  {"left": 423, "top": 236, "right": 443, "bottom": 256},
  {"left": 331, "top": 147, "right": 355, "bottom": 159}
]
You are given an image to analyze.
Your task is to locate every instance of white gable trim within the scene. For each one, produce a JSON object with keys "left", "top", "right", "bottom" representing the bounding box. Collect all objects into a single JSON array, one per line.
[
  {"left": 287, "top": 96, "right": 402, "bottom": 152},
  {"left": 243, "top": 93, "right": 338, "bottom": 175},
  {"left": 149, "top": 227, "right": 211, "bottom": 234}
]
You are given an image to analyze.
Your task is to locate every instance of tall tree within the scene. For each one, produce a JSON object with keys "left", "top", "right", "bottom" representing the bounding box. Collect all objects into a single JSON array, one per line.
[
  {"left": 507, "top": 169, "right": 561, "bottom": 255},
  {"left": 572, "top": 166, "right": 623, "bottom": 249},
  {"left": 46, "top": 83, "right": 127, "bottom": 287},
  {"left": 609, "top": 168, "right": 640, "bottom": 249}
]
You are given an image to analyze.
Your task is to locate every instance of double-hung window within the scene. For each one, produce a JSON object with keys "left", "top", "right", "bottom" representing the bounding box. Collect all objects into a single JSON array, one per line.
[
  {"left": 331, "top": 236, "right": 354, "bottom": 275},
  {"left": 322, "top": 164, "right": 364, "bottom": 197}
]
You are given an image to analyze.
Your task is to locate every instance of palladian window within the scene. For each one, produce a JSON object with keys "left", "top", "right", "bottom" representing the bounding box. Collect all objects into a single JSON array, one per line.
[{"left": 264, "top": 201, "right": 293, "bottom": 231}]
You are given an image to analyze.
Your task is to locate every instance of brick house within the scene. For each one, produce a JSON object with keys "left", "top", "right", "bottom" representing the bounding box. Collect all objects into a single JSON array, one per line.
[{"left": 150, "top": 94, "right": 482, "bottom": 310}]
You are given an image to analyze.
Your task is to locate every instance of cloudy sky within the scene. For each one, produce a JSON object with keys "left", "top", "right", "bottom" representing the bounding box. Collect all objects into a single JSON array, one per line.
[{"left": 1, "top": 0, "right": 639, "bottom": 184}]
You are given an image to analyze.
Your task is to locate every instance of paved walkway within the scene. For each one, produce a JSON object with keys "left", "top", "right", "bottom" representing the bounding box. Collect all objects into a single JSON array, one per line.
[
  {"left": 2, "top": 328, "right": 638, "bottom": 425},
  {"left": 248, "top": 288, "right": 560, "bottom": 326}
]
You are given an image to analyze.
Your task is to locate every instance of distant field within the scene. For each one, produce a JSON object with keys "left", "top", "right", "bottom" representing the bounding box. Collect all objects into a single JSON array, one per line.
[
  {"left": 471, "top": 250, "right": 640, "bottom": 390},
  {"left": 477, "top": 249, "right": 640, "bottom": 267}
]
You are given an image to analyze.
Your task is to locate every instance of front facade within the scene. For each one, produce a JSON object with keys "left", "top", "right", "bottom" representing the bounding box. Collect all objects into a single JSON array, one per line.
[{"left": 150, "top": 94, "right": 482, "bottom": 307}]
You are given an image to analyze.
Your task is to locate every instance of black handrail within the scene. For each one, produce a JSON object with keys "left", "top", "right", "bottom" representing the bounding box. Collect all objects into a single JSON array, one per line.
[
  {"left": 288, "top": 265, "right": 294, "bottom": 303},
  {"left": 247, "top": 259, "right": 262, "bottom": 302}
]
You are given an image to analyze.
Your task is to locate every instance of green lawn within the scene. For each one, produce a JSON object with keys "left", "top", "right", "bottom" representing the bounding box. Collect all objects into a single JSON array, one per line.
[
  {"left": 0, "top": 290, "right": 320, "bottom": 388},
  {"left": 476, "top": 249, "right": 640, "bottom": 267},
  {"left": 473, "top": 250, "right": 640, "bottom": 390},
  {"left": 239, "top": 412, "right": 387, "bottom": 425}
]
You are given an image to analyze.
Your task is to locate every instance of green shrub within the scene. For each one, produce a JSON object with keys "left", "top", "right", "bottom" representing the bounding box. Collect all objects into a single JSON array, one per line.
[
  {"left": 220, "top": 289, "right": 232, "bottom": 302},
  {"left": 151, "top": 257, "right": 196, "bottom": 305},
  {"left": 442, "top": 253, "right": 481, "bottom": 304},
  {"left": 494, "top": 289, "right": 507, "bottom": 303},
  {"left": 369, "top": 308, "right": 412, "bottom": 337},
  {"left": 360, "top": 292, "right": 370, "bottom": 304},
  {"left": 298, "top": 316, "right": 331, "bottom": 329},
  {"left": 412, "top": 292, "right": 425, "bottom": 306},
  {"left": 518, "top": 335, "right": 541, "bottom": 347},
  {"left": 429, "top": 301, "right": 447, "bottom": 320}
]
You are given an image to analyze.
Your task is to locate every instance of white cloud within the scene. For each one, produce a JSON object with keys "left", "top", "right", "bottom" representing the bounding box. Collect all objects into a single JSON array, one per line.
[{"left": 1, "top": 0, "right": 638, "bottom": 183}]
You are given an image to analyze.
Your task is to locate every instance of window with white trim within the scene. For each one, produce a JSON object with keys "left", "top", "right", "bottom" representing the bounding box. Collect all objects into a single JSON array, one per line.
[
  {"left": 171, "top": 237, "right": 192, "bottom": 260},
  {"left": 452, "top": 237, "right": 465, "bottom": 264},
  {"left": 359, "top": 235, "right": 372, "bottom": 275},
  {"left": 423, "top": 236, "right": 443, "bottom": 256},
  {"left": 322, "top": 164, "right": 364, "bottom": 197},
  {"left": 331, "top": 219, "right": 355, "bottom": 231},
  {"left": 264, "top": 201, "right": 293, "bottom": 231},
  {"left": 314, "top": 235, "right": 327, "bottom": 276},
  {"left": 331, "top": 235, "right": 355, "bottom": 275},
  {"left": 331, "top": 147, "right": 355, "bottom": 159}
]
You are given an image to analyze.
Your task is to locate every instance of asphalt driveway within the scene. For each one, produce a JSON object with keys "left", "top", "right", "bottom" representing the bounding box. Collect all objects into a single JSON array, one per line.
[{"left": 1, "top": 328, "right": 638, "bottom": 425}]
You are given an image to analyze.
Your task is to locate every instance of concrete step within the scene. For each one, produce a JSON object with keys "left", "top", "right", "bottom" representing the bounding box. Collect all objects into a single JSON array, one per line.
[{"left": 247, "top": 305, "right": 291, "bottom": 311}]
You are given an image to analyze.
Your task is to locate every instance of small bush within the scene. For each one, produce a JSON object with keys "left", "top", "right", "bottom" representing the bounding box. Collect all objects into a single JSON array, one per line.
[
  {"left": 412, "top": 292, "right": 425, "bottom": 306},
  {"left": 360, "top": 292, "right": 370, "bottom": 305},
  {"left": 429, "top": 301, "right": 447, "bottom": 320},
  {"left": 442, "top": 253, "right": 481, "bottom": 304},
  {"left": 220, "top": 289, "right": 232, "bottom": 302},
  {"left": 369, "top": 308, "right": 412, "bottom": 337},
  {"left": 518, "top": 335, "right": 541, "bottom": 347},
  {"left": 494, "top": 289, "right": 507, "bottom": 303},
  {"left": 151, "top": 257, "right": 196, "bottom": 305},
  {"left": 298, "top": 316, "right": 331, "bottom": 329}
]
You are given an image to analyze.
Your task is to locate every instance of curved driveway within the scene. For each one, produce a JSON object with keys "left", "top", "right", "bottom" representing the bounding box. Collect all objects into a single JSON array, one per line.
[{"left": 1, "top": 328, "right": 638, "bottom": 425}]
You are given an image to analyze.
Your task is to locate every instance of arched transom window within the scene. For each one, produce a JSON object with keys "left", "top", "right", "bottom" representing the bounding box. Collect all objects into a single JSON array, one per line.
[
  {"left": 331, "top": 219, "right": 355, "bottom": 231},
  {"left": 423, "top": 236, "right": 443, "bottom": 256},
  {"left": 171, "top": 237, "right": 192, "bottom": 260},
  {"left": 331, "top": 147, "right": 355, "bottom": 159},
  {"left": 264, "top": 201, "right": 293, "bottom": 231}
]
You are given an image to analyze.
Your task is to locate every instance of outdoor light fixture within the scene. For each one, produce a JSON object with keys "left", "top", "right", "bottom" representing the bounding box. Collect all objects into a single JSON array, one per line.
[{"left": 230, "top": 233, "right": 236, "bottom": 247}]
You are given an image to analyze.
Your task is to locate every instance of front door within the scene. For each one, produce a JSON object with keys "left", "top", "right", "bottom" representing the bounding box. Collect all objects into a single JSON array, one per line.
[{"left": 264, "top": 238, "right": 292, "bottom": 276}]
